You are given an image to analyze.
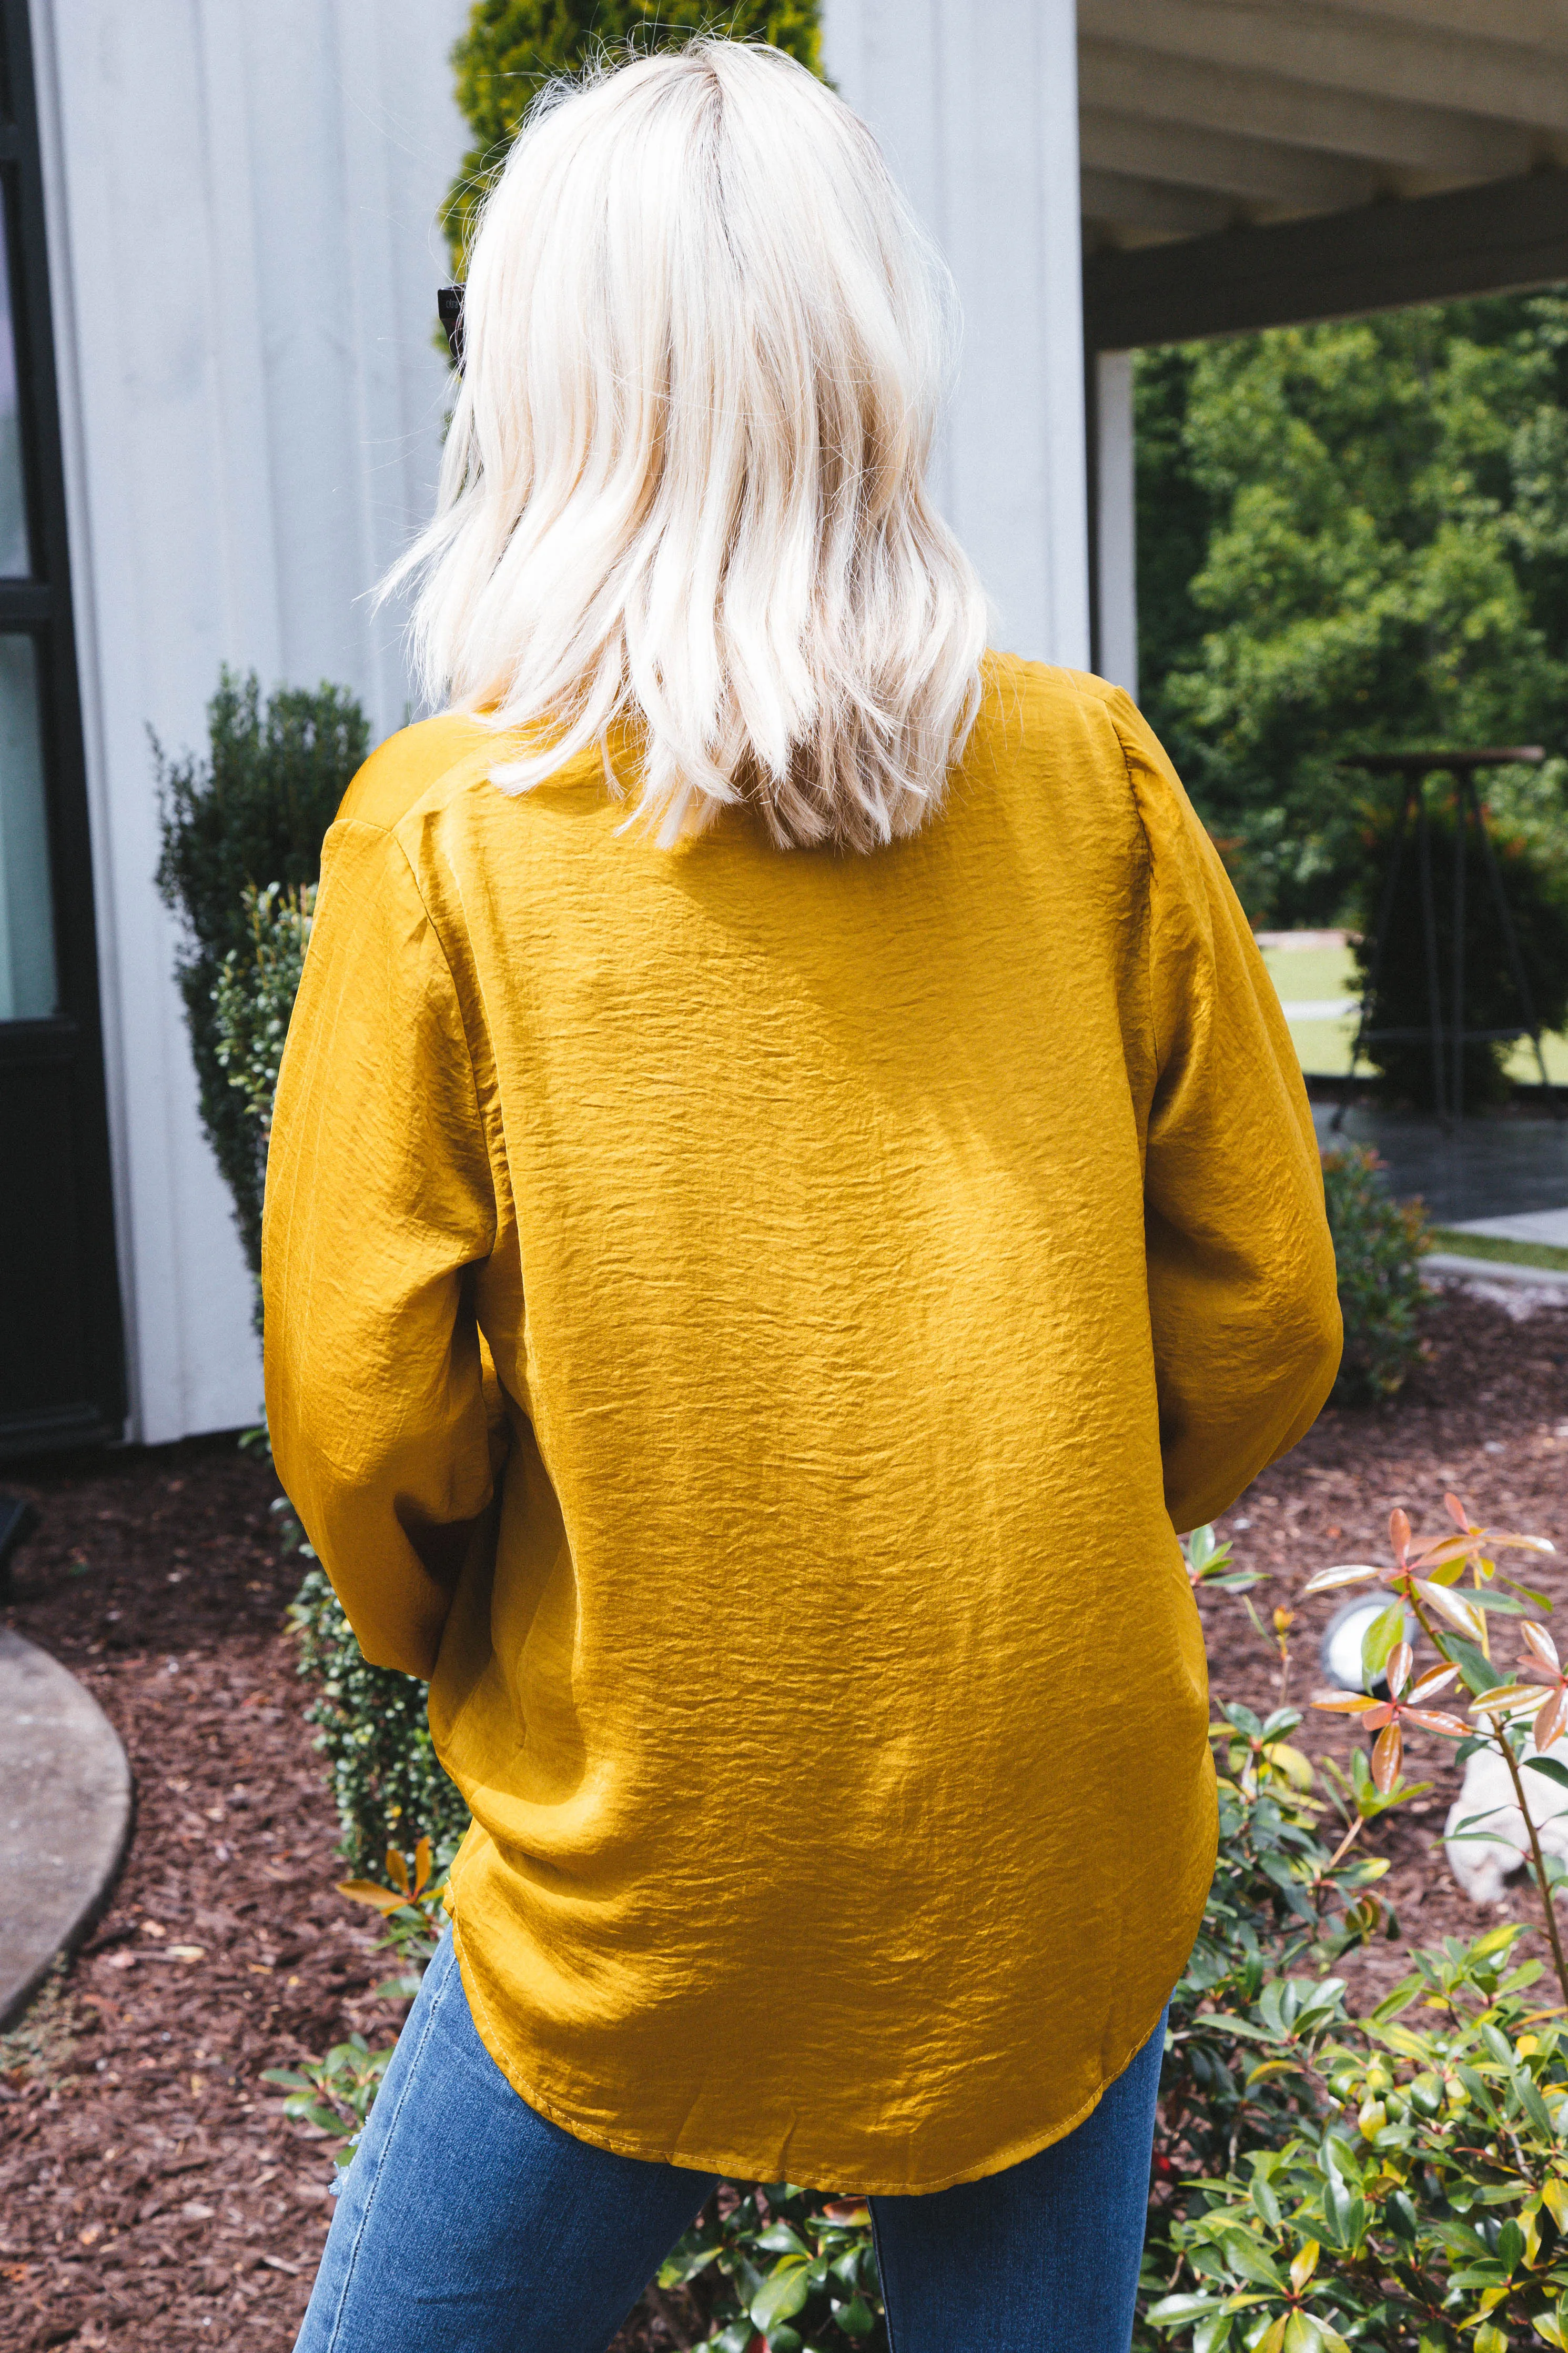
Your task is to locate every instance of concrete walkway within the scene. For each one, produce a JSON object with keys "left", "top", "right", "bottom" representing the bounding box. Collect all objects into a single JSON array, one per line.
[
  {"left": 0, "top": 1628, "right": 130, "bottom": 2028},
  {"left": 1452, "top": 1207, "right": 1568, "bottom": 1250}
]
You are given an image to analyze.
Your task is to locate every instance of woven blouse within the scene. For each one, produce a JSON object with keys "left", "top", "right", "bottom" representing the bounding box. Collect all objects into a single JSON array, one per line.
[{"left": 263, "top": 654, "right": 1340, "bottom": 2194}]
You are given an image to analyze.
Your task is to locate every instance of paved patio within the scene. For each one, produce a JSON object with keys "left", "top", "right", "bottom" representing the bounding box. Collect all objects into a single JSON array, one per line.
[{"left": 1312, "top": 1104, "right": 1568, "bottom": 1225}]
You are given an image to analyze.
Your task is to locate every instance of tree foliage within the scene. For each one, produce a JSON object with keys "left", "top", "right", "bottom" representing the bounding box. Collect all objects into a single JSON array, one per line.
[
  {"left": 1136, "top": 298, "right": 1568, "bottom": 929},
  {"left": 444, "top": 0, "right": 824, "bottom": 275}
]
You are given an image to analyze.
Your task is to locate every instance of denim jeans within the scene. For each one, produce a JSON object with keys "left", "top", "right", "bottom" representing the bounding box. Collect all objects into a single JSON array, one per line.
[{"left": 294, "top": 1932, "right": 1166, "bottom": 2353}]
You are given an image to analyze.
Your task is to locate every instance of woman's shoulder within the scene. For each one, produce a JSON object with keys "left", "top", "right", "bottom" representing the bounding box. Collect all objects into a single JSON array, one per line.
[
  {"left": 332, "top": 712, "right": 528, "bottom": 834},
  {"left": 977, "top": 649, "right": 1138, "bottom": 744},
  {"left": 969, "top": 652, "right": 1157, "bottom": 811}
]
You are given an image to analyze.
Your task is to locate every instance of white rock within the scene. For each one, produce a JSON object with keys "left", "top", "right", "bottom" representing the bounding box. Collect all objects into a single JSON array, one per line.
[{"left": 1444, "top": 1738, "right": 1568, "bottom": 1904}]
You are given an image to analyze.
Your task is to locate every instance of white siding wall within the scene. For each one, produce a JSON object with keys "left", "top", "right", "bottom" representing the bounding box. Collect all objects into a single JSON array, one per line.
[
  {"left": 26, "top": 2, "right": 1090, "bottom": 1445},
  {"left": 822, "top": 0, "right": 1089, "bottom": 668},
  {"left": 30, "top": 0, "right": 469, "bottom": 1442},
  {"left": 1095, "top": 349, "right": 1138, "bottom": 699}
]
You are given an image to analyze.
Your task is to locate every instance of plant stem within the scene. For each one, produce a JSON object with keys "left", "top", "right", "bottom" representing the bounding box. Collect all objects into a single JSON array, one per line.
[
  {"left": 1323, "top": 1817, "right": 1367, "bottom": 1874},
  {"left": 1403, "top": 1583, "right": 1450, "bottom": 1658},
  {"left": 1490, "top": 1718, "right": 1568, "bottom": 2009}
]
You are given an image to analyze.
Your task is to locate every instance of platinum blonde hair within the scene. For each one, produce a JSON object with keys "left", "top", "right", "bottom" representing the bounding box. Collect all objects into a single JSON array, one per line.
[{"left": 388, "top": 38, "right": 988, "bottom": 851}]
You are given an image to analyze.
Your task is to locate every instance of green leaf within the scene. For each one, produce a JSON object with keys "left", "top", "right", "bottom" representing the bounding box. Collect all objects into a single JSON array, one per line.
[
  {"left": 1361, "top": 1600, "right": 1405, "bottom": 1682},
  {"left": 753, "top": 2224, "right": 811, "bottom": 2256},
  {"left": 1146, "top": 2294, "right": 1223, "bottom": 2327},
  {"left": 1527, "top": 1756, "right": 1568, "bottom": 1791},
  {"left": 1252, "top": 2174, "right": 1282, "bottom": 2230},
  {"left": 1445, "top": 1635, "right": 1513, "bottom": 1698},
  {"left": 1219, "top": 2234, "right": 1287, "bottom": 2291},
  {"left": 712, "top": 2325, "right": 758, "bottom": 2353},
  {"left": 836, "top": 2294, "right": 877, "bottom": 2339},
  {"left": 750, "top": 2259, "right": 812, "bottom": 2331},
  {"left": 1518, "top": 2071, "right": 1557, "bottom": 2139}
]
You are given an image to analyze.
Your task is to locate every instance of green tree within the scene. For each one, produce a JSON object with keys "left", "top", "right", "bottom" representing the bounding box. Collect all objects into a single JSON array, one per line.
[
  {"left": 444, "top": 0, "right": 824, "bottom": 274},
  {"left": 1136, "top": 297, "right": 1568, "bottom": 927}
]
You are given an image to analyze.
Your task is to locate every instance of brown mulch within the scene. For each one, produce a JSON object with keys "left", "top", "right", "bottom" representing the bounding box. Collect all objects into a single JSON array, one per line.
[
  {"left": 1, "top": 1283, "right": 1566, "bottom": 2350},
  {"left": 1197, "top": 1277, "right": 1568, "bottom": 2006}
]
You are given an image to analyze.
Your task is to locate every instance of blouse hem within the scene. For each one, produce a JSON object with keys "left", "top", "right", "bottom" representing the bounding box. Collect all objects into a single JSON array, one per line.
[{"left": 447, "top": 1909, "right": 1176, "bottom": 2200}]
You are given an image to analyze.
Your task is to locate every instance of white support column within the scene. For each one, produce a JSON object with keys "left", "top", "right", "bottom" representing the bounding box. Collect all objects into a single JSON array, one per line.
[
  {"left": 32, "top": 0, "right": 468, "bottom": 1443},
  {"left": 823, "top": 0, "right": 1089, "bottom": 669},
  {"left": 1095, "top": 349, "right": 1139, "bottom": 701}
]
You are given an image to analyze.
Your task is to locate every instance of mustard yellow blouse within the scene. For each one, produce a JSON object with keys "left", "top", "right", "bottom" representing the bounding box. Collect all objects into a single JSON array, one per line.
[{"left": 263, "top": 656, "right": 1340, "bottom": 2195}]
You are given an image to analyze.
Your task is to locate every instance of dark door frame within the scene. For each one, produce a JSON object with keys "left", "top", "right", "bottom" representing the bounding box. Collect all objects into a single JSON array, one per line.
[{"left": 0, "top": 0, "right": 125, "bottom": 1455}]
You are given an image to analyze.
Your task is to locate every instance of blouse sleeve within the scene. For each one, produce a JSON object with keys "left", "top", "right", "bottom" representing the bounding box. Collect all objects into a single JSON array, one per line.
[
  {"left": 261, "top": 816, "right": 500, "bottom": 1677},
  {"left": 1110, "top": 691, "right": 1343, "bottom": 1533}
]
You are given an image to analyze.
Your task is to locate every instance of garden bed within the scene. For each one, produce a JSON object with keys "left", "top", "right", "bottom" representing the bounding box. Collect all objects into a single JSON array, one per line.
[{"left": 2, "top": 1281, "right": 1566, "bottom": 2352}]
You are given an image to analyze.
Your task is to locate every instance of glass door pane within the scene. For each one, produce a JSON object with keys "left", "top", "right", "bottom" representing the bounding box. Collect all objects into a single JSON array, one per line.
[
  {"left": 0, "top": 631, "right": 56, "bottom": 1016},
  {"left": 0, "top": 179, "right": 29, "bottom": 574}
]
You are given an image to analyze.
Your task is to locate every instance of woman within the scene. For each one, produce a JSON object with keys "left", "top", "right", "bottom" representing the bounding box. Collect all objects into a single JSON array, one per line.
[{"left": 266, "top": 39, "right": 1340, "bottom": 2353}]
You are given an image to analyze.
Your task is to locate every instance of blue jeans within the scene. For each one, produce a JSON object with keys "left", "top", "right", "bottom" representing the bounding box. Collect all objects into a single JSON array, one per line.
[{"left": 294, "top": 1933, "right": 1166, "bottom": 2353}]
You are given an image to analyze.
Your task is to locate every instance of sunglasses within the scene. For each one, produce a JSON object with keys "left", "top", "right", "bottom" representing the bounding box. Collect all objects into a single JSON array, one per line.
[{"left": 439, "top": 284, "right": 466, "bottom": 370}]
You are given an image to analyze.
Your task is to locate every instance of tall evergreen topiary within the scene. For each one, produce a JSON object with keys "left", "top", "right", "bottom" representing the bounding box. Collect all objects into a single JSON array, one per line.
[
  {"left": 154, "top": 669, "right": 367, "bottom": 1279},
  {"left": 444, "top": 0, "right": 824, "bottom": 274}
]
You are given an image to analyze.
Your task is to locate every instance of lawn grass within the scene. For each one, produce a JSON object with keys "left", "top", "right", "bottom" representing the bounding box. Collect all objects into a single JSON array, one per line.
[{"left": 1428, "top": 1227, "right": 1568, "bottom": 1272}]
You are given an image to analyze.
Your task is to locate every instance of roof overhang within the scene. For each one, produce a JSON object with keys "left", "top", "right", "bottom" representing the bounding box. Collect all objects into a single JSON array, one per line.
[{"left": 1080, "top": 0, "right": 1568, "bottom": 349}]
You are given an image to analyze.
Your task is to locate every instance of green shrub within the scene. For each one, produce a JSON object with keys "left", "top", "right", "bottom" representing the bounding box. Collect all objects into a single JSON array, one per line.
[
  {"left": 208, "top": 879, "right": 314, "bottom": 1271},
  {"left": 1142, "top": 1920, "right": 1568, "bottom": 2353},
  {"left": 287, "top": 1561, "right": 468, "bottom": 1876},
  {"left": 1350, "top": 791, "right": 1568, "bottom": 1111},
  {"left": 444, "top": 0, "right": 824, "bottom": 276},
  {"left": 1143, "top": 1497, "right": 1568, "bottom": 2351},
  {"left": 1322, "top": 1145, "right": 1430, "bottom": 1407},
  {"left": 155, "top": 668, "right": 366, "bottom": 1280}
]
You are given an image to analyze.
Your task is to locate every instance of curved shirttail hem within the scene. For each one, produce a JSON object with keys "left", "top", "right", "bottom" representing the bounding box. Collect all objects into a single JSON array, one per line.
[{"left": 445, "top": 1908, "right": 1180, "bottom": 2200}]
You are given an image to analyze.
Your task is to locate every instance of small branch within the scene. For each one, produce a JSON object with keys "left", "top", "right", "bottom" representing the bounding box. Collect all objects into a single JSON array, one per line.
[
  {"left": 1323, "top": 1817, "right": 1367, "bottom": 1875},
  {"left": 1490, "top": 1720, "right": 1568, "bottom": 2009}
]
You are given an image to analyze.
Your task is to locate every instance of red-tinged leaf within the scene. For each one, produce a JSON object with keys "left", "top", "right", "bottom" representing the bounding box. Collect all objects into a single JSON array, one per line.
[
  {"left": 1447, "top": 1492, "right": 1475, "bottom": 1534},
  {"left": 1536, "top": 1688, "right": 1568, "bottom": 1753},
  {"left": 1361, "top": 1701, "right": 1396, "bottom": 1732},
  {"left": 1314, "top": 1694, "right": 1380, "bottom": 1716},
  {"left": 1523, "top": 1623, "right": 1561, "bottom": 1671},
  {"left": 1414, "top": 1580, "right": 1486, "bottom": 1642},
  {"left": 1372, "top": 1720, "right": 1403, "bottom": 1794},
  {"left": 1390, "top": 1506, "right": 1411, "bottom": 1565},
  {"left": 1400, "top": 1708, "right": 1470, "bottom": 1737},
  {"left": 1302, "top": 1564, "right": 1380, "bottom": 1596},
  {"left": 822, "top": 2199, "right": 871, "bottom": 2223},
  {"left": 385, "top": 1849, "right": 410, "bottom": 1897},
  {"left": 1387, "top": 1641, "right": 1414, "bottom": 1697},
  {"left": 1515, "top": 1663, "right": 1561, "bottom": 1688},
  {"left": 1408, "top": 1663, "right": 1459, "bottom": 1703},
  {"left": 413, "top": 1835, "right": 432, "bottom": 1899},
  {"left": 1410, "top": 1534, "right": 1481, "bottom": 1573},
  {"left": 336, "top": 1879, "right": 408, "bottom": 1916}
]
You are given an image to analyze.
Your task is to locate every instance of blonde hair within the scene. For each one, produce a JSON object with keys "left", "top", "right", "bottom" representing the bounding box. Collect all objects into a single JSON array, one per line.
[{"left": 389, "top": 38, "right": 988, "bottom": 851}]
